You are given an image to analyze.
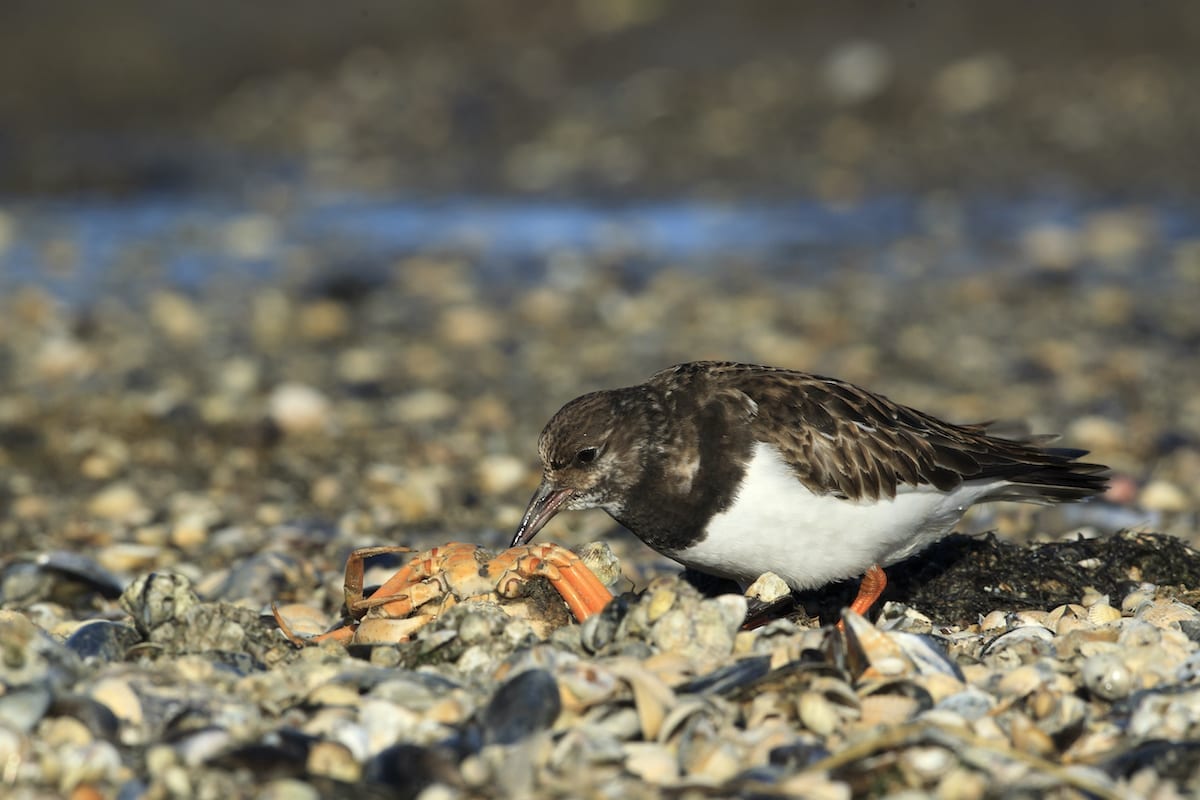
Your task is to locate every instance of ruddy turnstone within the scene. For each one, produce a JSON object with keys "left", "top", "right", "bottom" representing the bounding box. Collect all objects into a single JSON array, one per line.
[{"left": 513, "top": 361, "right": 1108, "bottom": 616}]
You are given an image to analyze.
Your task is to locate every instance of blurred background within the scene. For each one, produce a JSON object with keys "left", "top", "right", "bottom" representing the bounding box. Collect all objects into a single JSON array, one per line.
[{"left": 0, "top": 1, "right": 1197, "bottom": 584}]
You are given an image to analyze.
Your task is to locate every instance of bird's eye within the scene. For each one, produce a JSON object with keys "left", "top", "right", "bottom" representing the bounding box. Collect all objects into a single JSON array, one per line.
[{"left": 576, "top": 447, "right": 599, "bottom": 464}]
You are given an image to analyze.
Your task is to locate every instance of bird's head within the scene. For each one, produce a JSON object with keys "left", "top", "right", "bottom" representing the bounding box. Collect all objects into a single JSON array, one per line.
[{"left": 511, "top": 387, "right": 654, "bottom": 547}]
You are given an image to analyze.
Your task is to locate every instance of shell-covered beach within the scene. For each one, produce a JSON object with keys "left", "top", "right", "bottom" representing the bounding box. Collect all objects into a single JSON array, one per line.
[{"left": 2, "top": 3, "right": 1200, "bottom": 798}]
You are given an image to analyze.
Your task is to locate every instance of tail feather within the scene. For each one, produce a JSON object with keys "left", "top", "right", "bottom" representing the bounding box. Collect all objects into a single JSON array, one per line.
[{"left": 979, "top": 448, "right": 1108, "bottom": 504}]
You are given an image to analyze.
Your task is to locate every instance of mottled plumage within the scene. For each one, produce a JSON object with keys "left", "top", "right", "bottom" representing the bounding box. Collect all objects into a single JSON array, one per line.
[{"left": 514, "top": 361, "right": 1108, "bottom": 610}]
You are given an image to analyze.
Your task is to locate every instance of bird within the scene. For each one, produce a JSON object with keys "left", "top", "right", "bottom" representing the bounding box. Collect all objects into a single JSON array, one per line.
[{"left": 512, "top": 361, "right": 1109, "bottom": 617}]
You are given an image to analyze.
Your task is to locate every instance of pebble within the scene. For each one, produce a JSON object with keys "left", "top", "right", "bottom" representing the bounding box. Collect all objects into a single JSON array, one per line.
[
  {"left": 1139, "top": 480, "right": 1190, "bottom": 512},
  {"left": 86, "top": 483, "right": 149, "bottom": 523},
  {"left": 821, "top": 40, "right": 893, "bottom": 104},
  {"left": 269, "top": 383, "right": 332, "bottom": 434},
  {"left": 476, "top": 454, "right": 529, "bottom": 496}
]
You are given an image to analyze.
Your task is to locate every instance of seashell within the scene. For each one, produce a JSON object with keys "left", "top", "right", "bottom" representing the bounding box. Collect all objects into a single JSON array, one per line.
[
  {"left": 1175, "top": 652, "right": 1200, "bottom": 684},
  {"left": 480, "top": 669, "right": 561, "bottom": 747},
  {"left": 798, "top": 691, "right": 847, "bottom": 737},
  {"left": 1120, "top": 585, "right": 1158, "bottom": 616},
  {"left": 684, "top": 738, "right": 741, "bottom": 785},
  {"left": 64, "top": 620, "right": 142, "bottom": 663},
  {"left": 172, "top": 726, "right": 235, "bottom": 768},
  {"left": 0, "top": 683, "right": 52, "bottom": 733},
  {"left": 579, "top": 595, "right": 628, "bottom": 654},
  {"left": 676, "top": 655, "right": 771, "bottom": 696},
  {"left": 1080, "top": 653, "right": 1133, "bottom": 701},
  {"left": 644, "top": 585, "right": 677, "bottom": 622},
  {"left": 744, "top": 572, "right": 791, "bottom": 605},
  {"left": 89, "top": 677, "right": 143, "bottom": 730},
  {"left": 842, "top": 610, "right": 960, "bottom": 682},
  {"left": 901, "top": 745, "right": 953, "bottom": 780},
  {"left": 1137, "top": 599, "right": 1200, "bottom": 629},
  {"left": 363, "top": 742, "right": 458, "bottom": 792},
  {"left": 1009, "top": 610, "right": 1050, "bottom": 628},
  {"left": 556, "top": 662, "right": 620, "bottom": 712},
  {"left": 57, "top": 740, "right": 124, "bottom": 792},
  {"left": 1045, "top": 603, "right": 1088, "bottom": 632},
  {"left": 1007, "top": 712, "right": 1055, "bottom": 757},
  {"left": 979, "top": 625, "right": 1056, "bottom": 660},
  {"left": 857, "top": 692, "right": 920, "bottom": 728},
  {"left": 119, "top": 572, "right": 200, "bottom": 635},
  {"left": 1, "top": 552, "right": 125, "bottom": 608},
  {"left": 996, "top": 663, "right": 1053, "bottom": 698},
  {"left": 796, "top": 675, "right": 860, "bottom": 736},
  {"left": 607, "top": 660, "right": 676, "bottom": 740},
  {"left": 746, "top": 691, "right": 790, "bottom": 728},
  {"left": 1032, "top": 691, "right": 1087, "bottom": 737},
  {"left": 936, "top": 688, "right": 995, "bottom": 720},
  {"left": 1086, "top": 601, "right": 1122, "bottom": 626},
  {"left": 548, "top": 726, "right": 625, "bottom": 774},
  {"left": 199, "top": 551, "right": 315, "bottom": 605},
  {"left": 307, "top": 740, "right": 361, "bottom": 782},
  {"left": 935, "top": 767, "right": 988, "bottom": 800},
  {"left": 623, "top": 742, "right": 680, "bottom": 785},
  {"left": 979, "top": 610, "right": 1008, "bottom": 631},
  {"left": 1054, "top": 613, "right": 1095, "bottom": 637},
  {"left": 657, "top": 698, "right": 717, "bottom": 744}
]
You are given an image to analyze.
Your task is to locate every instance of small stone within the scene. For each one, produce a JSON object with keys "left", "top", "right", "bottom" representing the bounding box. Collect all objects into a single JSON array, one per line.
[
  {"left": 223, "top": 214, "right": 278, "bottom": 260},
  {"left": 933, "top": 53, "right": 1013, "bottom": 114},
  {"left": 87, "top": 484, "right": 148, "bottom": 524},
  {"left": 298, "top": 300, "right": 350, "bottom": 341},
  {"left": 391, "top": 389, "right": 458, "bottom": 423},
  {"left": 336, "top": 347, "right": 386, "bottom": 387},
  {"left": 476, "top": 454, "right": 529, "bottom": 495},
  {"left": 623, "top": 742, "right": 679, "bottom": 785},
  {"left": 1139, "top": 480, "right": 1189, "bottom": 512},
  {"left": 96, "top": 543, "right": 163, "bottom": 573},
  {"left": 257, "top": 779, "right": 321, "bottom": 800},
  {"left": 645, "top": 587, "right": 677, "bottom": 622},
  {"left": 745, "top": 572, "right": 790, "bottom": 604},
  {"left": 269, "top": 383, "right": 332, "bottom": 434},
  {"left": 90, "top": 678, "right": 143, "bottom": 728},
  {"left": 38, "top": 716, "right": 94, "bottom": 748},
  {"left": 149, "top": 292, "right": 207, "bottom": 345},
  {"left": 1021, "top": 223, "right": 1082, "bottom": 271},
  {"left": 822, "top": 40, "right": 893, "bottom": 104},
  {"left": 307, "top": 740, "right": 361, "bottom": 782},
  {"left": 34, "top": 337, "right": 94, "bottom": 381},
  {"left": 438, "top": 305, "right": 501, "bottom": 347},
  {"left": 1081, "top": 653, "right": 1132, "bottom": 700},
  {"left": 170, "top": 513, "right": 209, "bottom": 550}
]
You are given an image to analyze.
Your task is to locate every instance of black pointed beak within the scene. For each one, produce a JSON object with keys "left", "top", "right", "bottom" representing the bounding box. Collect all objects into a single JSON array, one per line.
[{"left": 512, "top": 482, "right": 574, "bottom": 547}]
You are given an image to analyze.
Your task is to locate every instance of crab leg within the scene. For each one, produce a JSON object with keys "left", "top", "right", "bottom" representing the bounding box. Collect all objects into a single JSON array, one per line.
[
  {"left": 346, "top": 544, "right": 479, "bottom": 617},
  {"left": 271, "top": 604, "right": 357, "bottom": 646},
  {"left": 340, "top": 545, "right": 415, "bottom": 614},
  {"left": 495, "top": 544, "right": 613, "bottom": 622}
]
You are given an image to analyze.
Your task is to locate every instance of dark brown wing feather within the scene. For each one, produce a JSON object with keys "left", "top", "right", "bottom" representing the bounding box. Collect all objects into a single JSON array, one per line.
[{"left": 651, "top": 361, "right": 1108, "bottom": 502}]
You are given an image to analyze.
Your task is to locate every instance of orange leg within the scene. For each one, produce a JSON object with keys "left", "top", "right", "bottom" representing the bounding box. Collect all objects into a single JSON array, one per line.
[
  {"left": 347, "top": 544, "right": 478, "bottom": 618},
  {"left": 848, "top": 563, "right": 887, "bottom": 616},
  {"left": 492, "top": 544, "right": 613, "bottom": 622},
  {"left": 340, "top": 545, "right": 415, "bottom": 615},
  {"left": 271, "top": 603, "right": 357, "bottom": 647}
]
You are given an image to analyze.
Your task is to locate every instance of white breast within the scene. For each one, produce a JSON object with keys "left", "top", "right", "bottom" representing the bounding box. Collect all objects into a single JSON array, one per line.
[{"left": 667, "top": 441, "right": 1001, "bottom": 590}]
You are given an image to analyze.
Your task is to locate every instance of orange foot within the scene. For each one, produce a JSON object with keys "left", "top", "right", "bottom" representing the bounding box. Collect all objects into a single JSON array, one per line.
[{"left": 835, "top": 563, "right": 887, "bottom": 631}]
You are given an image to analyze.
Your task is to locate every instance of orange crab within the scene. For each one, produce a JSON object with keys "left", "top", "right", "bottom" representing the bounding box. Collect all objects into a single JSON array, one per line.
[{"left": 273, "top": 542, "right": 614, "bottom": 646}]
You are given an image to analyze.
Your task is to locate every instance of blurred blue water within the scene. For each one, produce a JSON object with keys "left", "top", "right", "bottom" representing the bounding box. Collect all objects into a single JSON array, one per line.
[{"left": 1, "top": 191, "right": 1195, "bottom": 302}]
